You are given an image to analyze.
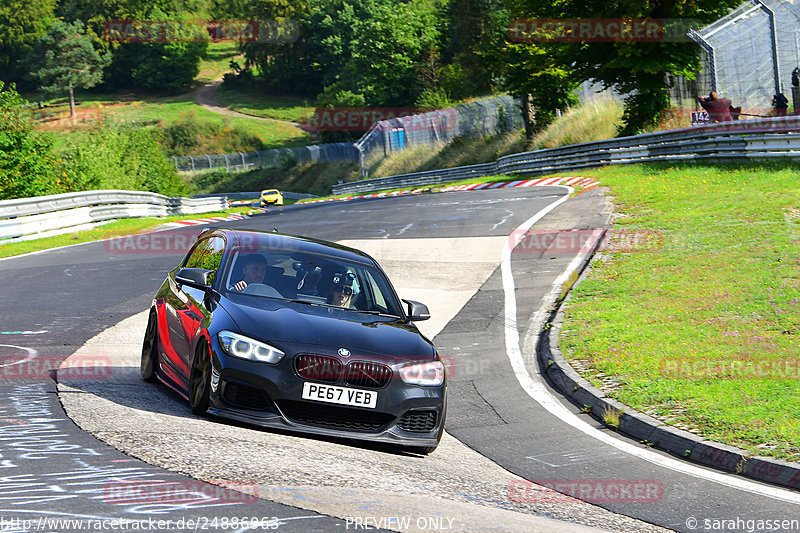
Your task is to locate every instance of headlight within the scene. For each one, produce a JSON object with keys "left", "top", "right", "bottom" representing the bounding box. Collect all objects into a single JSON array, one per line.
[
  {"left": 217, "top": 331, "right": 284, "bottom": 364},
  {"left": 397, "top": 361, "right": 445, "bottom": 386}
]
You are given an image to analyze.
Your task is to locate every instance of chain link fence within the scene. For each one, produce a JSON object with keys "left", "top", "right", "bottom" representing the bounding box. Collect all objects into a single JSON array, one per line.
[
  {"left": 689, "top": 0, "right": 800, "bottom": 113},
  {"left": 354, "top": 95, "right": 523, "bottom": 177},
  {"left": 172, "top": 143, "right": 359, "bottom": 173},
  {"left": 174, "top": 95, "right": 523, "bottom": 177}
]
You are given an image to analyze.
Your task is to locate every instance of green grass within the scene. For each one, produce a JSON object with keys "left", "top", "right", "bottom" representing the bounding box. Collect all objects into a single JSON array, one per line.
[
  {"left": 197, "top": 42, "right": 243, "bottom": 83},
  {"left": 32, "top": 91, "right": 310, "bottom": 154},
  {"left": 0, "top": 208, "right": 250, "bottom": 259},
  {"left": 368, "top": 98, "right": 623, "bottom": 179},
  {"left": 216, "top": 86, "right": 314, "bottom": 123},
  {"left": 530, "top": 97, "right": 623, "bottom": 150},
  {"left": 371, "top": 131, "right": 527, "bottom": 178},
  {"left": 559, "top": 162, "right": 800, "bottom": 460}
]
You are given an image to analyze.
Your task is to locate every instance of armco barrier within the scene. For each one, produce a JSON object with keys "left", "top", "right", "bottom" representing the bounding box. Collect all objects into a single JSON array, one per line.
[
  {"left": 332, "top": 115, "right": 800, "bottom": 195},
  {"left": 194, "top": 191, "right": 316, "bottom": 201},
  {"left": 0, "top": 190, "right": 228, "bottom": 242}
]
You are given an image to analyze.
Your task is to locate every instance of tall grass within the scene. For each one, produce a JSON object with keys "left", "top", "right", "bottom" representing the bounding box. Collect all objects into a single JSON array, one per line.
[
  {"left": 369, "top": 97, "right": 623, "bottom": 179},
  {"left": 372, "top": 131, "right": 526, "bottom": 178},
  {"left": 530, "top": 96, "right": 623, "bottom": 150}
]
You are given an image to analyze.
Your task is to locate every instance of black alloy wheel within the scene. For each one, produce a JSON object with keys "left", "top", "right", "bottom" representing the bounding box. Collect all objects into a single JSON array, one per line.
[
  {"left": 189, "top": 341, "right": 212, "bottom": 415},
  {"left": 141, "top": 311, "right": 159, "bottom": 382}
]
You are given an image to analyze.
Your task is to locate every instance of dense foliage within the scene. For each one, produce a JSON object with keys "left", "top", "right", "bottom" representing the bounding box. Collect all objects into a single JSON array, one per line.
[
  {"left": 0, "top": 82, "right": 60, "bottom": 199},
  {"left": 503, "top": 0, "right": 743, "bottom": 134},
  {"left": 59, "top": 123, "right": 188, "bottom": 195},
  {"left": 0, "top": 82, "right": 185, "bottom": 200}
]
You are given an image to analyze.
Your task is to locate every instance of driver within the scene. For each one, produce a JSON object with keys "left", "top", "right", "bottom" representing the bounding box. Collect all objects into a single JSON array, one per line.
[
  {"left": 234, "top": 254, "right": 267, "bottom": 291},
  {"left": 327, "top": 272, "right": 354, "bottom": 307}
]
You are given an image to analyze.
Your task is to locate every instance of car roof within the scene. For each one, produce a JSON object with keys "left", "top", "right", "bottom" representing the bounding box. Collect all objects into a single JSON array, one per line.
[{"left": 203, "top": 228, "right": 377, "bottom": 265}]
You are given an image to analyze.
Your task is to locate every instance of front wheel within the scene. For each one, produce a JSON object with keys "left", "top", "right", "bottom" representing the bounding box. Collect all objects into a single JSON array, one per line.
[
  {"left": 189, "top": 341, "right": 212, "bottom": 415},
  {"left": 141, "top": 311, "right": 159, "bottom": 382}
]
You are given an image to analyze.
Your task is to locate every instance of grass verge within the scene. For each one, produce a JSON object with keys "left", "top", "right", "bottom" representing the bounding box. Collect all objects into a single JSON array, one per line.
[
  {"left": 0, "top": 208, "right": 249, "bottom": 260},
  {"left": 216, "top": 86, "right": 313, "bottom": 123},
  {"left": 197, "top": 43, "right": 243, "bottom": 83},
  {"left": 559, "top": 162, "right": 800, "bottom": 460}
]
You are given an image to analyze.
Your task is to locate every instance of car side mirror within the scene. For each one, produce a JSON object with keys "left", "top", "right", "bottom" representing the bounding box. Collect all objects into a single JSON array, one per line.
[
  {"left": 402, "top": 299, "right": 430, "bottom": 321},
  {"left": 176, "top": 268, "right": 215, "bottom": 291}
]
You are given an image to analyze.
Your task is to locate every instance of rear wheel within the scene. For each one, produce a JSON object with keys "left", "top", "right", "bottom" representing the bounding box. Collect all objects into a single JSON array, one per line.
[
  {"left": 189, "top": 341, "right": 212, "bottom": 415},
  {"left": 140, "top": 311, "right": 159, "bottom": 382}
]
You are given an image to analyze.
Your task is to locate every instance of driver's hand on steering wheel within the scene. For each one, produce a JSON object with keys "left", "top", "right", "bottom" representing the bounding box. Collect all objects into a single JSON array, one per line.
[{"left": 234, "top": 280, "right": 248, "bottom": 291}]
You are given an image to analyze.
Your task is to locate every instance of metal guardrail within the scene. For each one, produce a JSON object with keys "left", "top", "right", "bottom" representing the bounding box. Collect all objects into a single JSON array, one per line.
[
  {"left": 172, "top": 143, "right": 359, "bottom": 174},
  {"left": 332, "top": 116, "right": 800, "bottom": 195},
  {"left": 0, "top": 190, "right": 228, "bottom": 242},
  {"left": 194, "top": 191, "right": 316, "bottom": 201}
]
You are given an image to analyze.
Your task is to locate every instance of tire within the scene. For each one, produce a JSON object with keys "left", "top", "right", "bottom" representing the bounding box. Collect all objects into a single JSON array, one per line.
[
  {"left": 189, "top": 341, "right": 212, "bottom": 415},
  {"left": 140, "top": 311, "right": 159, "bottom": 382}
]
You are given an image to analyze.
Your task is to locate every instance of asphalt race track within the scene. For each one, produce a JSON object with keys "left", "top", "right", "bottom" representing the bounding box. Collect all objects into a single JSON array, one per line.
[{"left": 1, "top": 186, "right": 799, "bottom": 532}]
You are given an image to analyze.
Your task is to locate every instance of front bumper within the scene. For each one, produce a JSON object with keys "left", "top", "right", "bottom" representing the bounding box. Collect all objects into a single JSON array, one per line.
[{"left": 207, "top": 341, "right": 446, "bottom": 448}]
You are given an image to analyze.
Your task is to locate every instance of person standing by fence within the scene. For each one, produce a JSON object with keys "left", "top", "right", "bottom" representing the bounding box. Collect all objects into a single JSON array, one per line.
[{"left": 698, "top": 91, "right": 733, "bottom": 123}]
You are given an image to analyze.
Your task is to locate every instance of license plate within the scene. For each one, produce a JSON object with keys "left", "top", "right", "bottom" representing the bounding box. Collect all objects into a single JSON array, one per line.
[{"left": 301, "top": 382, "right": 378, "bottom": 409}]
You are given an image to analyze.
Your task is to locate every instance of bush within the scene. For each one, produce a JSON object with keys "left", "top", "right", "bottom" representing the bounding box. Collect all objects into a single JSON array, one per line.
[
  {"left": 59, "top": 123, "right": 187, "bottom": 196},
  {"left": 415, "top": 88, "right": 453, "bottom": 110},
  {"left": 0, "top": 82, "right": 62, "bottom": 200},
  {"left": 160, "top": 111, "right": 265, "bottom": 156}
]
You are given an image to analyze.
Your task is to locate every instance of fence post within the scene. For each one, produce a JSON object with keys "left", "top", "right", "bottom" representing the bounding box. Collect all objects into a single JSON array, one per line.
[{"left": 190, "top": 156, "right": 196, "bottom": 172}]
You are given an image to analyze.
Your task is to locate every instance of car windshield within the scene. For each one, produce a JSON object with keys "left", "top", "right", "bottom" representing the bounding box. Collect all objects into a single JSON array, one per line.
[
  {"left": 263, "top": 190, "right": 278, "bottom": 195},
  {"left": 221, "top": 246, "right": 403, "bottom": 317}
]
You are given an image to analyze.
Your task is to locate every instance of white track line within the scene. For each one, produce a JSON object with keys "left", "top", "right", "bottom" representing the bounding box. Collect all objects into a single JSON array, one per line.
[{"left": 501, "top": 185, "right": 800, "bottom": 504}]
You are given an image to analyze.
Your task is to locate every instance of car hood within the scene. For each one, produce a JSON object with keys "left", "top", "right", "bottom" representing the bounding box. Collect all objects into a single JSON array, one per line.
[{"left": 219, "top": 296, "right": 436, "bottom": 360}]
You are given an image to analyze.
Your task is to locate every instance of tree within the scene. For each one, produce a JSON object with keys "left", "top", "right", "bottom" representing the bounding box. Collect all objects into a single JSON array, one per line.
[
  {"left": 228, "top": 0, "right": 446, "bottom": 106},
  {"left": 502, "top": 0, "right": 742, "bottom": 135},
  {"left": 25, "top": 20, "right": 111, "bottom": 117},
  {"left": 0, "top": 0, "right": 57, "bottom": 81},
  {"left": 440, "top": 0, "right": 508, "bottom": 100},
  {"left": 0, "top": 82, "right": 60, "bottom": 200}
]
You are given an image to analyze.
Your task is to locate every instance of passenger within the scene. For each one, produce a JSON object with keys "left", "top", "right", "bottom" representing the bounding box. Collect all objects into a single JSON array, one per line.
[
  {"left": 234, "top": 254, "right": 267, "bottom": 291},
  {"left": 327, "top": 272, "right": 354, "bottom": 307}
]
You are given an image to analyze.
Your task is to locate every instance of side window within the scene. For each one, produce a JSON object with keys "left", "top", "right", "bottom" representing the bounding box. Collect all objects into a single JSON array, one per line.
[
  {"left": 363, "top": 270, "right": 387, "bottom": 310},
  {"left": 184, "top": 236, "right": 225, "bottom": 285}
]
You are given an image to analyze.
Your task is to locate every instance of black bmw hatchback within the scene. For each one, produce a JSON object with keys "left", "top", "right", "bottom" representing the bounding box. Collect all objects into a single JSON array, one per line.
[{"left": 141, "top": 228, "right": 446, "bottom": 453}]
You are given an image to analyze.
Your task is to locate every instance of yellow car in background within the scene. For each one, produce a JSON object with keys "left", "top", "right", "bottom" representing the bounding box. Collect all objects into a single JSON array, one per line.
[{"left": 259, "top": 189, "right": 284, "bottom": 207}]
